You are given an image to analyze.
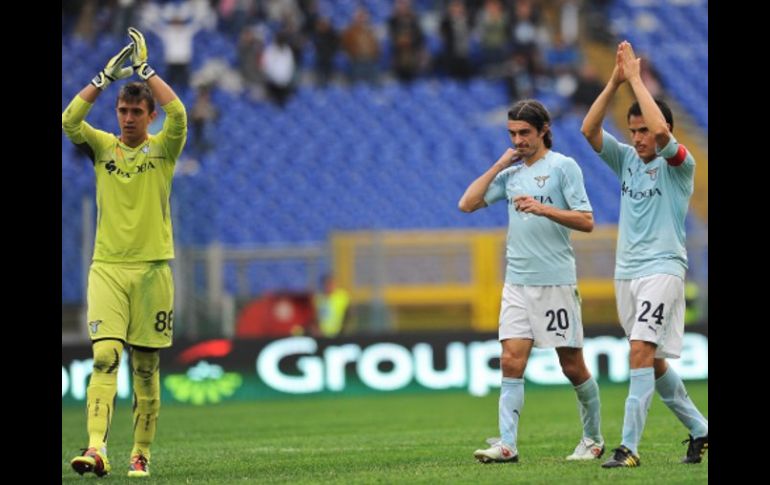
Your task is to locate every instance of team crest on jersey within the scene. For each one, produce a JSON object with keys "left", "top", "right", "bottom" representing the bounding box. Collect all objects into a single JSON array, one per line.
[
  {"left": 645, "top": 167, "right": 659, "bottom": 180},
  {"left": 88, "top": 320, "right": 103, "bottom": 334},
  {"left": 534, "top": 175, "right": 550, "bottom": 188},
  {"left": 142, "top": 145, "right": 150, "bottom": 154}
]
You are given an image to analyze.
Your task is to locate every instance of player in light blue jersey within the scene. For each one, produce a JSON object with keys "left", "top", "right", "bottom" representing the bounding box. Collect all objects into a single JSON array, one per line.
[
  {"left": 460, "top": 100, "right": 605, "bottom": 464},
  {"left": 581, "top": 41, "right": 708, "bottom": 468}
]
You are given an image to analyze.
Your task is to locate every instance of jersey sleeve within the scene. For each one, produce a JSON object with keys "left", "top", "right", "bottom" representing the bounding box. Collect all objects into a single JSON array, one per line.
[
  {"left": 483, "top": 167, "right": 510, "bottom": 206},
  {"left": 153, "top": 98, "right": 188, "bottom": 161},
  {"left": 598, "top": 129, "right": 633, "bottom": 179},
  {"left": 61, "top": 95, "right": 115, "bottom": 164},
  {"left": 560, "top": 158, "right": 593, "bottom": 212},
  {"left": 658, "top": 134, "right": 695, "bottom": 192}
]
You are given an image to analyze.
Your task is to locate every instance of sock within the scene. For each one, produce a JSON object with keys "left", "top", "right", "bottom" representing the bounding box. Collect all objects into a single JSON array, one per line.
[
  {"left": 620, "top": 367, "right": 655, "bottom": 455},
  {"left": 499, "top": 377, "right": 524, "bottom": 450},
  {"left": 656, "top": 367, "right": 708, "bottom": 438},
  {"left": 574, "top": 376, "right": 603, "bottom": 443},
  {"left": 130, "top": 348, "right": 161, "bottom": 460},
  {"left": 87, "top": 340, "right": 124, "bottom": 451}
]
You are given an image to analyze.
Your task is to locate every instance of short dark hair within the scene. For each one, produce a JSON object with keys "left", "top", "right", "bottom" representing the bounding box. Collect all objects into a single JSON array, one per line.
[
  {"left": 116, "top": 82, "right": 155, "bottom": 113},
  {"left": 507, "top": 99, "right": 552, "bottom": 148},
  {"left": 627, "top": 99, "right": 674, "bottom": 131}
]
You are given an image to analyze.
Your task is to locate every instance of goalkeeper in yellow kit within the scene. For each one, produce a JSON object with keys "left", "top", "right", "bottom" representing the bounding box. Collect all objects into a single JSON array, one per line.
[{"left": 62, "top": 28, "right": 187, "bottom": 478}]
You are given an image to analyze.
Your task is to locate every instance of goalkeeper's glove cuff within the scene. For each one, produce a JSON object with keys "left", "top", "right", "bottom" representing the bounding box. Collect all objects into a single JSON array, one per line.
[
  {"left": 135, "top": 63, "right": 156, "bottom": 81},
  {"left": 91, "top": 71, "right": 115, "bottom": 90}
]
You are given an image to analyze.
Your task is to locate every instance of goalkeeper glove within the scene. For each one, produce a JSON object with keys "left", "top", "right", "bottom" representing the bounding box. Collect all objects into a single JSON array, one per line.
[
  {"left": 128, "top": 27, "right": 156, "bottom": 80},
  {"left": 91, "top": 43, "right": 134, "bottom": 90}
]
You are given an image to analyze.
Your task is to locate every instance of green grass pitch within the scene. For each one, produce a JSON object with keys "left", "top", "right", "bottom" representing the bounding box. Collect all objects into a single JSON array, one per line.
[{"left": 62, "top": 381, "right": 707, "bottom": 483}]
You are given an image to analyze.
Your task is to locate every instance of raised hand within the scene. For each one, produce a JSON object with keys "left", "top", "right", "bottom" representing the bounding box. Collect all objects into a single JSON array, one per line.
[
  {"left": 619, "top": 40, "right": 641, "bottom": 81},
  {"left": 91, "top": 43, "right": 135, "bottom": 90},
  {"left": 128, "top": 27, "right": 156, "bottom": 80},
  {"left": 496, "top": 148, "right": 522, "bottom": 169},
  {"left": 610, "top": 43, "right": 627, "bottom": 86}
]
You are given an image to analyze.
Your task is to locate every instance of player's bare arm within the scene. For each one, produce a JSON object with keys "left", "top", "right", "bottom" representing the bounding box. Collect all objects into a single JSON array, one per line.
[
  {"left": 514, "top": 196, "right": 594, "bottom": 232},
  {"left": 580, "top": 44, "right": 627, "bottom": 152},
  {"left": 458, "top": 148, "right": 520, "bottom": 213},
  {"left": 620, "top": 41, "right": 671, "bottom": 149}
]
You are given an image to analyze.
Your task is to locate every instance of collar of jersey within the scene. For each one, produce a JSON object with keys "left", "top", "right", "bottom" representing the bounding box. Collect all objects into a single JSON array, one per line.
[
  {"left": 523, "top": 149, "right": 550, "bottom": 168},
  {"left": 116, "top": 135, "right": 150, "bottom": 151}
]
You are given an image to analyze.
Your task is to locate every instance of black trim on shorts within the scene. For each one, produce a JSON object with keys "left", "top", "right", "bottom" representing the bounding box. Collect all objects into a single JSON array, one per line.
[
  {"left": 130, "top": 344, "right": 161, "bottom": 353},
  {"left": 92, "top": 337, "right": 126, "bottom": 346}
]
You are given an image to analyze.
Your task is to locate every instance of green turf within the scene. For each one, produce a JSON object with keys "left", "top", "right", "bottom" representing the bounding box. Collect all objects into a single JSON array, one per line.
[{"left": 62, "top": 381, "right": 707, "bottom": 483}]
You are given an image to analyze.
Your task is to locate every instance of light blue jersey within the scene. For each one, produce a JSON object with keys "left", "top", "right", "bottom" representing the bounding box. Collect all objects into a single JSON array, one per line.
[
  {"left": 484, "top": 150, "right": 592, "bottom": 285},
  {"left": 598, "top": 130, "right": 695, "bottom": 279}
]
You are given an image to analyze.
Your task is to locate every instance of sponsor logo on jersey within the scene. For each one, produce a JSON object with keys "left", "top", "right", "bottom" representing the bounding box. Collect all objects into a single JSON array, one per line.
[
  {"left": 621, "top": 181, "right": 662, "bottom": 200},
  {"left": 103, "top": 160, "right": 156, "bottom": 178}
]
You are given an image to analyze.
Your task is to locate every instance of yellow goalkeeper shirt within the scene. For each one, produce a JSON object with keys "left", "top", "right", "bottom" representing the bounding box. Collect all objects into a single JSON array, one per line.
[{"left": 62, "top": 95, "right": 187, "bottom": 262}]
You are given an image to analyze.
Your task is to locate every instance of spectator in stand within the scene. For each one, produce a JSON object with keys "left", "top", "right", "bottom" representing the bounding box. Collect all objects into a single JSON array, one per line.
[
  {"left": 341, "top": 7, "right": 381, "bottom": 85},
  {"left": 262, "top": 29, "right": 298, "bottom": 106},
  {"left": 439, "top": 0, "right": 474, "bottom": 80},
  {"left": 312, "top": 16, "right": 339, "bottom": 86},
  {"left": 476, "top": 0, "right": 510, "bottom": 73},
  {"left": 387, "top": 0, "right": 427, "bottom": 82},
  {"left": 504, "top": 51, "right": 535, "bottom": 100},
  {"left": 190, "top": 84, "right": 218, "bottom": 155},
  {"left": 571, "top": 63, "right": 604, "bottom": 112},
  {"left": 218, "top": 0, "right": 259, "bottom": 37},
  {"left": 112, "top": 0, "right": 138, "bottom": 37},
  {"left": 139, "top": 2, "right": 210, "bottom": 90},
  {"left": 509, "top": 0, "right": 545, "bottom": 78},
  {"left": 238, "top": 26, "right": 265, "bottom": 96}
]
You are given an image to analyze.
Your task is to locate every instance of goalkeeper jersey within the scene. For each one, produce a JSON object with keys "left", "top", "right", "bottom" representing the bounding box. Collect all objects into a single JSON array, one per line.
[{"left": 62, "top": 95, "right": 187, "bottom": 262}]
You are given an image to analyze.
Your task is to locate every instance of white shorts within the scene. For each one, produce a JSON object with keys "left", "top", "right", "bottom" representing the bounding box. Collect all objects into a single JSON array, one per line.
[
  {"left": 615, "top": 274, "right": 685, "bottom": 359},
  {"left": 498, "top": 284, "right": 584, "bottom": 348}
]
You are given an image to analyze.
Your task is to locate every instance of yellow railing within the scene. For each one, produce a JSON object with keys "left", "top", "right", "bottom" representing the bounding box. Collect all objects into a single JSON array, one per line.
[{"left": 332, "top": 227, "right": 619, "bottom": 331}]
